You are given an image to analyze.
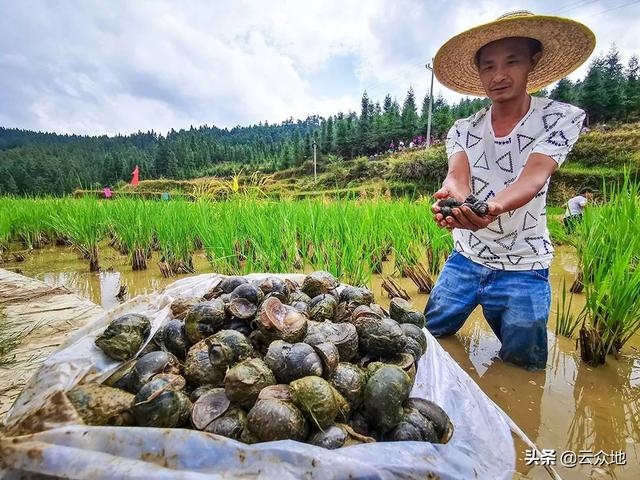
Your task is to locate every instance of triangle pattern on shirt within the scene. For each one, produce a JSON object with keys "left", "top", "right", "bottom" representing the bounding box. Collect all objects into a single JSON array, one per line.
[
  {"left": 455, "top": 240, "right": 464, "bottom": 252},
  {"left": 507, "top": 209, "right": 516, "bottom": 218},
  {"left": 535, "top": 189, "right": 546, "bottom": 198},
  {"left": 495, "top": 231, "right": 518, "bottom": 250},
  {"left": 487, "top": 216, "right": 504, "bottom": 234},
  {"left": 542, "top": 239, "right": 553, "bottom": 254},
  {"left": 507, "top": 254, "right": 524, "bottom": 265},
  {"left": 468, "top": 232, "right": 483, "bottom": 249},
  {"left": 525, "top": 236, "right": 546, "bottom": 255},
  {"left": 496, "top": 151, "right": 514, "bottom": 173},
  {"left": 466, "top": 131, "right": 482, "bottom": 148},
  {"left": 547, "top": 130, "right": 569, "bottom": 147},
  {"left": 473, "top": 151, "right": 489, "bottom": 170},
  {"left": 531, "top": 261, "right": 545, "bottom": 270},
  {"left": 517, "top": 133, "right": 535, "bottom": 153},
  {"left": 543, "top": 112, "right": 563, "bottom": 131},
  {"left": 484, "top": 190, "right": 496, "bottom": 201},
  {"left": 471, "top": 176, "right": 489, "bottom": 195},
  {"left": 522, "top": 211, "right": 538, "bottom": 231},
  {"left": 477, "top": 245, "right": 500, "bottom": 260}
]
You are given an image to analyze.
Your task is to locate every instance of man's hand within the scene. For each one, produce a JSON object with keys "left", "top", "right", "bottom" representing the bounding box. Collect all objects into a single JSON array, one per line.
[
  {"left": 432, "top": 187, "right": 466, "bottom": 229},
  {"left": 442, "top": 201, "right": 502, "bottom": 231}
]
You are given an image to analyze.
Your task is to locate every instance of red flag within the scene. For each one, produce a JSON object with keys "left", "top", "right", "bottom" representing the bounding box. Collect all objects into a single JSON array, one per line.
[{"left": 131, "top": 165, "right": 139, "bottom": 187}]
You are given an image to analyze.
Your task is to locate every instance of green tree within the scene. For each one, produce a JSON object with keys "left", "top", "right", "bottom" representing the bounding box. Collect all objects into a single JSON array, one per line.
[
  {"left": 550, "top": 78, "right": 575, "bottom": 104},
  {"left": 602, "top": 46, "right": 626, "bottom": 120},
  {"left": 579, "top": 55, "right": 607, "bottom": 123},
  {"left": 335, "top": 113, "right": 349, "bottom": 158},
  {"left": 431, "top": 95, "right": 454, "bottom": 139},
  {"left": 624, "top": 55, "right": 640, "bottom": 121},
  {"left": 401, "top": 87, "right": 419, "bottom": 141},
  {"left": 358, "top": 91, "right": 373, "bottom": 154}
]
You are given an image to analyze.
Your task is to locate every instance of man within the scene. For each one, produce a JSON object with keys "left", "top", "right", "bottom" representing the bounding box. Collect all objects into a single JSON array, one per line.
[
  {"left": 564, "top": 187, "right": 594, "bottom": 232},
  {"left": 425, "top": 11, "right": 595, "bottom": 370}
]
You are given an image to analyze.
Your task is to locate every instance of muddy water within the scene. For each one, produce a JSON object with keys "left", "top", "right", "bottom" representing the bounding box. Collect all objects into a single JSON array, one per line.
[{"left": 3, "top": 246, "right": 639, "bottom": 479}]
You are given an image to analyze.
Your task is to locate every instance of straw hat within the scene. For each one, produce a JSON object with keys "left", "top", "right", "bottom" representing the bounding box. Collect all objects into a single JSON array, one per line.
[{"left": 433, "top": 10, "right": 596, "bottom": 96}]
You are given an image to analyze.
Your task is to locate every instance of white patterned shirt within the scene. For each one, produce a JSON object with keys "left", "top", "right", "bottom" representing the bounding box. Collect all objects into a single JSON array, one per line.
[{"left": 446, "top": 96, "right": 585, "bottom": 270}]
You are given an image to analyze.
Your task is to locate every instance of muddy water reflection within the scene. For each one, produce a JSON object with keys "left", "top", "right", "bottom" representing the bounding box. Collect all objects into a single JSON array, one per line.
[{"left": 3, "top": 246, "right": 640, "bottom": 479}]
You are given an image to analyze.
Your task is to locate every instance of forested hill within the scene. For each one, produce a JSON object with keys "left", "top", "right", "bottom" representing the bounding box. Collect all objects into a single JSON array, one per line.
[{"left": 1, "top": 46, "right": 638, "bottom": 196}]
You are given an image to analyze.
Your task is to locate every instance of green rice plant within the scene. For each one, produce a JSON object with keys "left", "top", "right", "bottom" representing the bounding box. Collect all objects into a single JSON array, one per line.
[
  {"left": 154, "top": 200, "right": 197, "bottom": 276},
  {"left": 547, "top": 214, "right": 573, "bottom": 246},
  {"left": 554, "top": 278, "right": 579, "bottom": 338},
  {"left": 108, "top": 199, "right": 156, "bottom": 270},
  {"left": 3, "top": 197, "right": 57, "bottom": 249},
  {"left": 0, "top": 206, "right": 10, "bottom": 257},
  {"left": 48, "top": 198, "right": 107, "bottom": 271},
  {"left": 573, "top": 172, "right": 640, "bottom": 365},
  {"left": 195, "top": 200, "right": 243, "bottom": 275}
]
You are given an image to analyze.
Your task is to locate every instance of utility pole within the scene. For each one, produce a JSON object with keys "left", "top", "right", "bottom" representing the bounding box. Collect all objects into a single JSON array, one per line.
[
  {"left": 312, "top": 140, "right": 317, "bottom": 182},
  {"left": 425, "top": 60, "right": 434, "bottom": 148}
]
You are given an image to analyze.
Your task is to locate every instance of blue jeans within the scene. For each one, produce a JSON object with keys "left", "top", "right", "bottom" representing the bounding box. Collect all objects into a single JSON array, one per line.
[{"left": 425, "top": 251, "right": 551, "bottom": 370}]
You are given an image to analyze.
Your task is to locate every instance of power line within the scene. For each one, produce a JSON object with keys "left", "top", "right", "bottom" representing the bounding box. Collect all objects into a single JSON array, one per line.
[
  {"left": 546, "top": 0, "right": 601, "bottom": 15},
  {"left": 546, "top": 0, "right": 599, "bottom": 15},
  {"left": 576, "top": 0, "right": 640, "bottom": 19}
]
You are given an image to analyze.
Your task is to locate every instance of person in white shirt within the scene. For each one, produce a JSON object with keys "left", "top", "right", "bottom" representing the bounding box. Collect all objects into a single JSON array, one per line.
[
  {"left": 426, "top": 10, "right": 595, "bottom": 370},
  {"left": 564, "top": 187, "right": 594, "bottom": 232}
]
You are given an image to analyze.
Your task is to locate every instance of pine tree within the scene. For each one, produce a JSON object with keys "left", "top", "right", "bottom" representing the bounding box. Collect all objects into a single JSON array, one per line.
[
  {"left": 323, "top": 117, "right": 334, "bottom": 153},
  {"left": 358, "top": 92, "right": 372, "bottom": 155},
  {"left": 401, "top": 87, "right": 419, "bottom": 141},
  {"left": 579, "top": 56, "right": 607, "bottom": 123},
  {"left": 550, "top": 78, "right": 575, "bottom": 104},
  {"left": 293, "top": 128, "right": 303, "bottom": 165},
  {"left": 420, "top": 93, "right": 431, "bottom": 134},
  {"left": 320, "top": 121, "right": 329, "bottom": 154},
  {"left": 431, "top": 95, "right": 454, "bottom": 139},
  {"left": 602, "top": 46, "right": 626, "bottom": 120},
  {"left": 624, "top": 55, "right": 640, "bottom": 121},
  {"left": 335, "top": 113, "right": 349, "bottom": 158}
]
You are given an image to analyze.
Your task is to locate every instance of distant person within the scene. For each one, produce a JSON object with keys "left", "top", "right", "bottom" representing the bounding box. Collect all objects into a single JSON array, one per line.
[
  {"left": 399, "top": 140, "right": 405, "bottom": 151},
  {"left": 426, "top": 10, "right": 594, "bottom": 370},
  {"left": 389, "top": 142, "right": 395, "bottom": 152},
  {"left": 409, "top": 141, "right": 415, "bottom": 148},
  {"left": 103, "top": 186, "right": 112, "bottom": 200},
  {"left": 564, "top": 187, "right": 594, "bottom": 232},
  {"left": 161, "top": 192, "right": 170, "bottom": 201}
]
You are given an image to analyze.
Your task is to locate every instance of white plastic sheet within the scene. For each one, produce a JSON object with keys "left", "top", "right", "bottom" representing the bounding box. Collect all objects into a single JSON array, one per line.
[{"left": 1, "top": 273, "right": 516, "bottom": 479}]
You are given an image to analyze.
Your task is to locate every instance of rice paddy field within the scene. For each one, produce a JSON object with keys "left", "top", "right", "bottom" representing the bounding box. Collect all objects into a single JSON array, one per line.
[{"left": 1, "top": 191, "right": 639, "bottom": 480}]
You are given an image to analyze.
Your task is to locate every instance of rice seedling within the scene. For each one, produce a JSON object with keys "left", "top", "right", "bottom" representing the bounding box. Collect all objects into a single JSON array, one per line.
[
  {"left": 573, "top": 172, "right": 640, "bottom": 365},
  {"left": 108, "top": 199, "right": 157, "bottom": 270},
  {"left": 2, "top": 197, "right": 57, "bottom": 249},
  {"left": 48, "top": 198, "right": 107, "bottom": 271},
  {"left": 195, "top": 200, "right": 244, "bottom": 275},
  {"left": 155, "top": 200, "right": 197, "bottom": 277},
  {"left": 554, "top": 278, "right": 579, "bottom": 338}
]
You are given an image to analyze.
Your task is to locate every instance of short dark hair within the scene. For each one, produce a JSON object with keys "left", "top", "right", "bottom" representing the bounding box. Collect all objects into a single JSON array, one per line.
[{"left": 474, "top": 37, "right": 543, "bottom": 66}]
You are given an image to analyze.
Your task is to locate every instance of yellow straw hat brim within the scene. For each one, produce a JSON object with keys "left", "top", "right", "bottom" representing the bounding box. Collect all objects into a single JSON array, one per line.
[{"left": 433, "top": 13, "right": 596, "bottom": 97}]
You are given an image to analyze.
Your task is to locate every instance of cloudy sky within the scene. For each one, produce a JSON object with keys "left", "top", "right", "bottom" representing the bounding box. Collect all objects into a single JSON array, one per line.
[{"left": 0, "top": 0, "right": 638, "bottom": 136}]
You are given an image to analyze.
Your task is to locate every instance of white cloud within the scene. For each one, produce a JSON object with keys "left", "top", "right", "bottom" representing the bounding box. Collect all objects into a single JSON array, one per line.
[{"left": 0, "top": 0, "right": 637, "bottom": 135}]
